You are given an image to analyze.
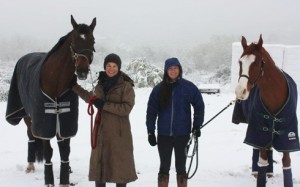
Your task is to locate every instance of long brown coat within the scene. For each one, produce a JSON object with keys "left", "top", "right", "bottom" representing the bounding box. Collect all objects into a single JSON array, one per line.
[{"left": 72, "top": 73, "right": 137, "bottom": 183}]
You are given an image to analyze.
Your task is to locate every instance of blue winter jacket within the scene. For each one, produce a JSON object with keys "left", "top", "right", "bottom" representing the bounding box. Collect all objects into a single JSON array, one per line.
[{"left": 146, "top": 78, "right": 205, "bottom": 136}]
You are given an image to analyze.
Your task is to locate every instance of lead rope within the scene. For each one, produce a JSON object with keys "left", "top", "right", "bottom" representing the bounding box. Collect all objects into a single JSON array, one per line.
[
  {"left": 186, "top": 132, "right": 198, "bottom": 179},
  {"left": 87, "top": 96, "right": 101, "bottom": 149},
  {"left": 89, "top": 69, "right": 96, "bottom": 95},
  {"left": 186, "top": 99, "right": 236, "bottom": 179},
  {"left": 87, "top": 70, "right": 99, "bottom": 149}
]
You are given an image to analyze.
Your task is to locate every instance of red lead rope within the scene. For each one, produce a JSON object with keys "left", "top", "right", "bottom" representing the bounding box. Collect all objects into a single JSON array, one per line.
[{"left": 88, "top": 96, "right": 101, "bottom": 149}]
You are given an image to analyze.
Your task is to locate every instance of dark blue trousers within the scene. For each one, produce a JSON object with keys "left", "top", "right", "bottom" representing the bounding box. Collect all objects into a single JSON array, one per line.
[{"left": 157, "top": 135, "right": 190, "bottom": 175}]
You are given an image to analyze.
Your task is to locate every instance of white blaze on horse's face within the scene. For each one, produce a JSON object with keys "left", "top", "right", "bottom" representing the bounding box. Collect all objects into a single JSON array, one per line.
[
  {"left": 235, "top": 54, "right": 256, "bottom": 100},
  {"left": 80, "top": 34, "right": 86, "bottom": 40}
]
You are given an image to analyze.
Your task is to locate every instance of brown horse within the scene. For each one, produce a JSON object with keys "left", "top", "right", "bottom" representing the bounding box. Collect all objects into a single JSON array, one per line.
[
  {"left": 23, "top": 116, "right": 44, "bottom": 173},
  {"left": 6, "top": 15, "right": 96, "bottom": 187},
  {"left": 235, "top": 35, "right": 299, "bottom": 187}
]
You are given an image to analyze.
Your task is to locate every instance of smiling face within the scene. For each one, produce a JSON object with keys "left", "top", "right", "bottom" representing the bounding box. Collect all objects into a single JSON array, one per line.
[
  {"left": 105, "top": 62, "right": 119, "bottom": 77},
  {"left": 167, "top": 65, "right": 180, "bottom": 81}
]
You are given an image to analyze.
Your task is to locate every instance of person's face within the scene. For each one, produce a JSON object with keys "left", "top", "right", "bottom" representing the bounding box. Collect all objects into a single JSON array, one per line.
[
  {"left": 167, "top": 65, "right": 180, "bottom": 81},
  {"left": 105, "top": 62, "right": 119, "bottom": 77}
]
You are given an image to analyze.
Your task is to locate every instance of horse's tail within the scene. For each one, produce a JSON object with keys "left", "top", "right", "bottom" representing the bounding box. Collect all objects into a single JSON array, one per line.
[{"left": 34, "top": 138, "right": 44, "bottom": 163}]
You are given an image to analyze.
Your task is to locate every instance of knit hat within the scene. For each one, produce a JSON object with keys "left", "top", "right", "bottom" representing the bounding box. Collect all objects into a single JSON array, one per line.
[
  {"left": 164, "top": 57, "right": 181, "bottom": 72},
  {"left": 104, "top": 53, "right": 121, "bottom": 70}
]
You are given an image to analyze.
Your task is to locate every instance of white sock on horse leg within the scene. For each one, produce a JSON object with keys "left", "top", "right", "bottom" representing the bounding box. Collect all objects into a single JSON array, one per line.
[
  {"left": 283, "top": 166, "right": 292, "bottom": 170},
  {"left": 258, "top": 156, "right": 269, "bottom": 167}
]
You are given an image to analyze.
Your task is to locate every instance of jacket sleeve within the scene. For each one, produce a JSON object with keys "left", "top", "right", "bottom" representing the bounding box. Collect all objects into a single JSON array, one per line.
[
  {"left": 146, "top": 86, "right": 160, "bottom": 132},
  {"left": 191, "top": 84, "right": 205, "bottom": 128},
  {"left": 103, "top": 82, "right": 135, "bottom": 117},
  {"left": 72, "top": 84, "right": 94, "bottom": 103}
]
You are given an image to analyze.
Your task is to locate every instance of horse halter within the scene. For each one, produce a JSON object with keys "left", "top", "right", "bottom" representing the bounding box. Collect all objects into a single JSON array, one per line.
[
  {"left": 70, "top": 44, "right": 94, "bottom": 66},
  {"left": 239, "top": 58, "right": 265, "bottom": 88}
]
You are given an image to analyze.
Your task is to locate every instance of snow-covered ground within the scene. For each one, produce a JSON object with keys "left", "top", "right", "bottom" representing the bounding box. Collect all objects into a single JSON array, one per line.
[{"left": 1, "top": 88, "right": 300, "bottom": 187}]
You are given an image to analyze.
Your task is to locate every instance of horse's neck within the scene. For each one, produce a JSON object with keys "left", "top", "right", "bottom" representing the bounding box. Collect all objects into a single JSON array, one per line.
[
  {"left": 258, "top": 62, "right": 288, "bottom": 114},
  {"left": 41, "top": 41, "right": 75, "bottom": 98}
]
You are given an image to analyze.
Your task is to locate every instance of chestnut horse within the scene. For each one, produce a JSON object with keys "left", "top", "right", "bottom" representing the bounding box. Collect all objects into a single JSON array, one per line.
[
  {"left": 235, "top": 35, "right": 299, "bottom": 187},
  {"left": 6, "top": 15, "right": 96, "bottom": 187}
]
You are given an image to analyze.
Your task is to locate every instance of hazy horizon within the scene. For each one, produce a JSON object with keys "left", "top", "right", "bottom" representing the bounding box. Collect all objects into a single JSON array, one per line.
[{"left": 2, "top": 0, "right": 300, "bottom": 50}]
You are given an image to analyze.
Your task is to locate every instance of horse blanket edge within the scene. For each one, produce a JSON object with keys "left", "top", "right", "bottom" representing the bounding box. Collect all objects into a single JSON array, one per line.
[
  {"left": 5, "top": 52, "right": 79, "bottom": 139},
  {"left": 232, "top": 72, "right": 300, "bottom": 152}
]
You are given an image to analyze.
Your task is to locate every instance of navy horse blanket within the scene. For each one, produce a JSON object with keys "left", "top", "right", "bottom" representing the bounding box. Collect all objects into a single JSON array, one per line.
[
  {"left": 232, "top": 72, "right": 300, "bottom": 152},
  {"left": 5, "top": 52, "right": 78, "bottom": 140}
]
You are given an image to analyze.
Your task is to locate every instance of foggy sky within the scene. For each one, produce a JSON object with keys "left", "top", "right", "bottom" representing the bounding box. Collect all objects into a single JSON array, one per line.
[{"left": 1, "top": 0, "right": 300, "bottom": 49}]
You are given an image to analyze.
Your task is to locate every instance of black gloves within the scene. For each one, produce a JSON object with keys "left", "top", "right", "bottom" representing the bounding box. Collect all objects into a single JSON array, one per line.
[
  {"left": 92, "top": 98, "right": 105, "bottom": 109},
  {"left": 147, "top": 129, "right": 157, "bottom": 146},
  {"left": 192, "top": 126, "right": 201, "bottom": 138},
  {"left": 70, "top": 75, "right": 77, "bottom": 87}
]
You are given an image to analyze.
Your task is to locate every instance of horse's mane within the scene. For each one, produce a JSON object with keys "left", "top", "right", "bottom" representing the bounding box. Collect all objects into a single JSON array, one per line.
[
  {"left": 43, "top": 23, "right": 92, "bottom": 62},
  {"left": 261, "top": 47, "right": 276, "bottom": 65},
  {"left": 44, "top": 31, "right": 72, "bottom": 62}
]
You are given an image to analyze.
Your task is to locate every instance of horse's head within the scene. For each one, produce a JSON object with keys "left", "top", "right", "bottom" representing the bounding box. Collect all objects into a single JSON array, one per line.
[
  {"left": 70, "top": 15, "right": 96, "bottom": 80},
  {"left": 235, "top": 35, "right": 265, "bottom": 100}
]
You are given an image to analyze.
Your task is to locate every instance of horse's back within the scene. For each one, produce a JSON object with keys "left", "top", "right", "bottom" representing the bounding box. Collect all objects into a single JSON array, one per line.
[{"left": 6, "top": 52, "right": 47, "bottom": 125}]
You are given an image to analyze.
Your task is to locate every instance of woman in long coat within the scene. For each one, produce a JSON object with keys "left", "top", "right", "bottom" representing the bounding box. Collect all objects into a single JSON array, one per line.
[{"left": 72, "top": 53, "right": 137, "bottom": 187}]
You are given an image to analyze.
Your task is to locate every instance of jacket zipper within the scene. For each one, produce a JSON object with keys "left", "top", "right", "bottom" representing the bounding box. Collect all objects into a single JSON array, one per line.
[{"left": 170, "top": 89, "right": 174, "bottom": 136}]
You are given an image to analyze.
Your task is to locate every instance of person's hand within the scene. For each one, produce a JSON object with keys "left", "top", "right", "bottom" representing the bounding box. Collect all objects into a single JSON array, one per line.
[
  {"left": 192, "top": 126, "right": 201, "bottom": 138},
  {"left": 147, "top": 129, "right": 157, "bottom": 146},
  {"left": 92, "top": 98, "right": 105, "bottom": 109},
  {"left": 70, "top": 75, "right": 77, "bottom": 87}
]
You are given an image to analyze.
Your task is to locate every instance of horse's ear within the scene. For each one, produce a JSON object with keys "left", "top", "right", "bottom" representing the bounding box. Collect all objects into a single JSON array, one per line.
[
  {"left": 89, "top": 17, "right": 96, "bottom": 31},
  {"left": 71, "top": 15, "right": 78, "bottom": 29},
  {"left": 257, "top": 34, "right": 263, "bottom": 48},
  {"left": 241, "top": 36, "right": 247, "bottom": 50}
]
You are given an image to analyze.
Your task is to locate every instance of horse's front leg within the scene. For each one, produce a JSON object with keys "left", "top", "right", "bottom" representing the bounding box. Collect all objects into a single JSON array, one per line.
[
  {"left": 282, "top": 152, "right": 293, "bottom": 187},
  {"left": 257, "top": 148, "right": 268, "bottom": 187},
  {"left": 57, "top": 137, "right": 71, "bottom": 186},
  {"left": 43, "top": 140, "right": 54, "bottom": 187}
]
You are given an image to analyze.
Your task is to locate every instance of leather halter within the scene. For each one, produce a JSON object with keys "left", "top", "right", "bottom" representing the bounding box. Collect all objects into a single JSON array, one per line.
[
  {"left": 70, "top": 44, "right": 94, "bottom": 66},
  {"left": 239, "top": 59, "right": 265, "bottom": 88}
]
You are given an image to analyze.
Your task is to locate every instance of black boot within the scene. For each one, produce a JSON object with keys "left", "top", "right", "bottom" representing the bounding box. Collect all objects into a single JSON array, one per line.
[
  {"left": 252, "top": 148, "right": 259, "bottom": 177},
  {"left": 44, "top": 163, "right": 54, "bottom": 186},
  {"left": 116, "top": 183, "right": 126, "bottom": 187},
  {"left": 95, "top": 181, "right": 106, "bottom": 187},
  {"left": 257, "top": 166, "right": 268, "bottom": 187},
  {"left": 60, "top": 162, "right": 70, "bottom": 186},
  {"left": 26, "top": 140, "right": 36, "bottom": 173},
  {"left": 266, "top": 149, "right": 273, "bottom": 177},
  {"left": 283, "top": 168, "right": 293, "bottom": 187},
  {"left": 28, "top": 140, "right": 36, "bottom": 163}
]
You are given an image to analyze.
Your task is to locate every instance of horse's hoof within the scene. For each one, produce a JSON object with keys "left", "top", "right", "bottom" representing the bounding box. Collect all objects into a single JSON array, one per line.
[
  {"left": 60, "top": 185, "right": 70, "bottom": 187},
  {"left": 25, "top": 163, "right": 35, "bottom": 173},
  {"left": 45, "top": 185, "right": 55, "bottom": 187}
]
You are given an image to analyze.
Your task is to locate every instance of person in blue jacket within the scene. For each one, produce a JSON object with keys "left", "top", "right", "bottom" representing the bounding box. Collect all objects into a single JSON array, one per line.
[{"left": 146, "top": 57, "right": 205, "bottom": 187}]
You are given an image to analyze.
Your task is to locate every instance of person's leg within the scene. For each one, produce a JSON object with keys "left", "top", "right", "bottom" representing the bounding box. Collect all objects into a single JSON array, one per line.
[
  {"left": 157, "top": 135, "right": 173, "bottom": 187},
  {"left": 174, "top": 136, "right": 189, "bottom": 187},
  {"left": 157, "top": 135, "right": 174, "bottom": 175},
  {"left": 174, "top": 135, "right": 190, "bottom": 175}
]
